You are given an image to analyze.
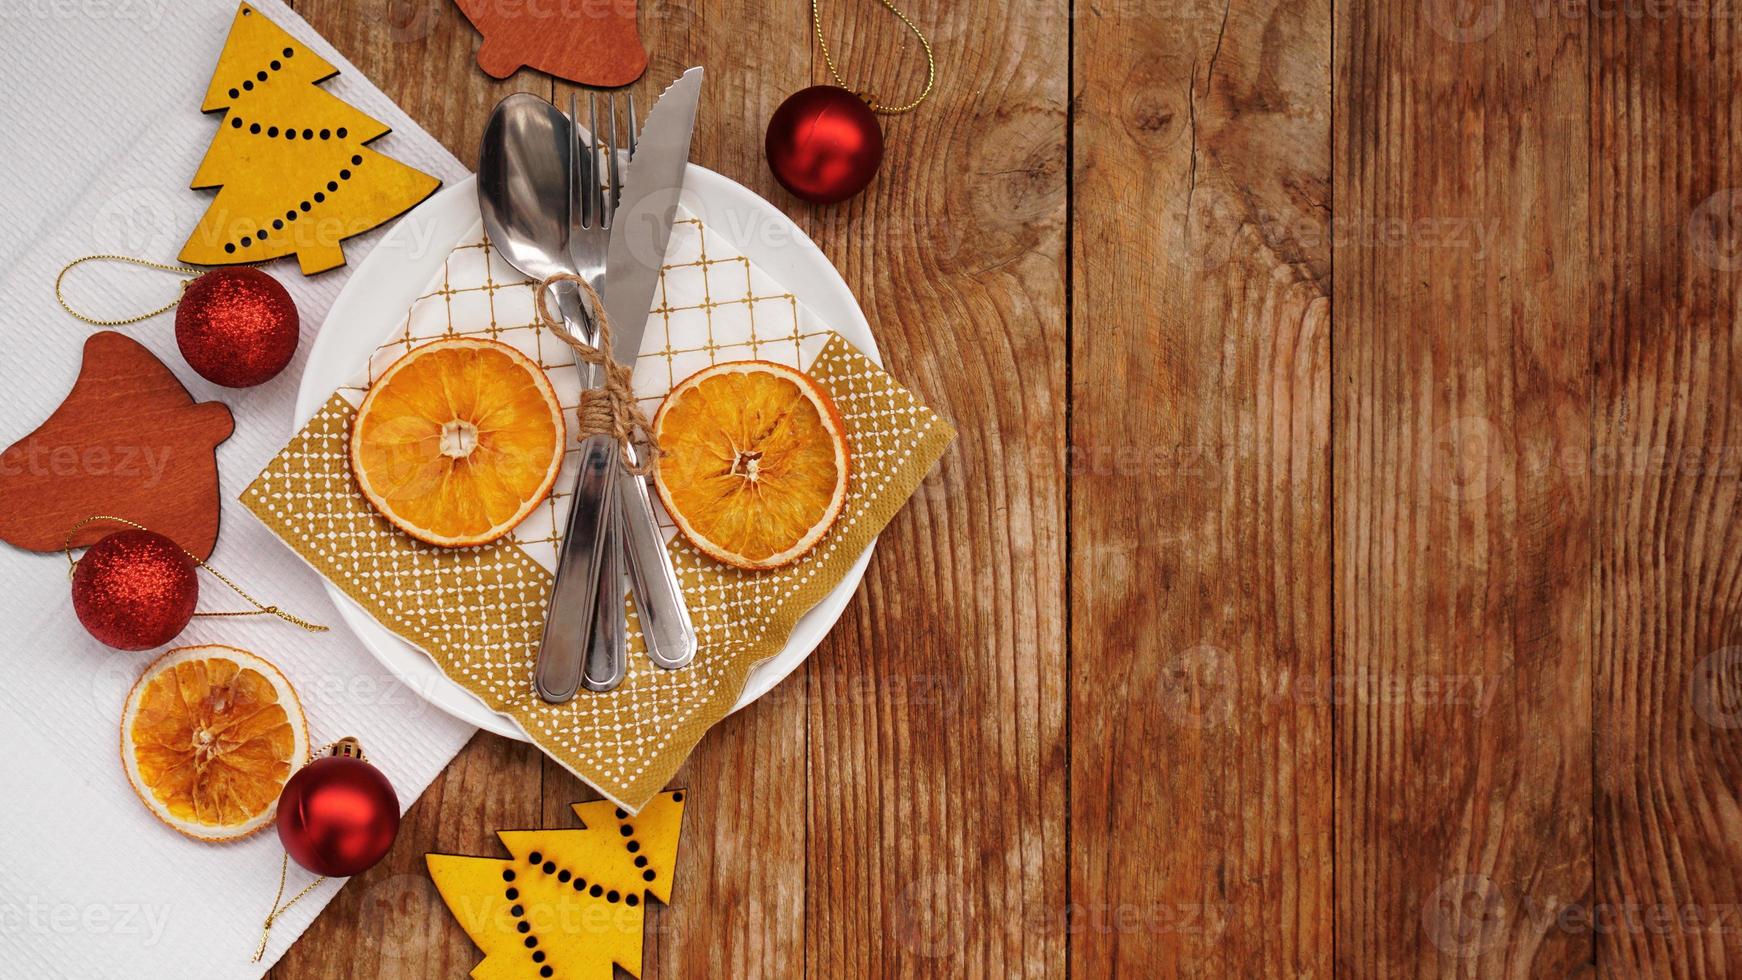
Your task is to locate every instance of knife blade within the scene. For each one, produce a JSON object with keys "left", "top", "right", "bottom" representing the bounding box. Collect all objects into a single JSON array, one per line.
[
  {"left": 602, "top": 66, "right": 703, "bottom": 670},
  {"left": 605, "top": 67, "right": 702, "bottom": 363}
]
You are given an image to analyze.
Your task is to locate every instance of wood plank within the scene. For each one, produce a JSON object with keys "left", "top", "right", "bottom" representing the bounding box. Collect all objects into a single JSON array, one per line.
[
  {"left": 286, "top": 0, "right": 552, "bottom": 167},
  {"left": 797, "top": 0, "right": 1068, "bottom": 975},
  {"left": 1072, "top": 0, "right": 1333, "bottom": 975},
  {"left": 1333, "top": 1, "right": 1593, "bottom": 974},
  {"left": 541, "top": 0, "right": 817, "bottom": 974},
  {"left": 1591, "top": 7, "right": 1742, "bottom": 976}
]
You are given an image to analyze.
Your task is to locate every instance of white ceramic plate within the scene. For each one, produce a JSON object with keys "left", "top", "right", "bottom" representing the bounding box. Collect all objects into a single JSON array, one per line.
[{"left": 296, "top": 170, "right": 879, "bottom": 739}]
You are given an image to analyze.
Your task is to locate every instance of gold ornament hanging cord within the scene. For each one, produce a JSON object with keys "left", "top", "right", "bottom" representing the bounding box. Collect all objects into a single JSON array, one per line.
[
  {"left": 251, "top": 739, "right": 366, "bottom": 961},
  {"left": 64, "top": 515, "right": 328, "bottom": 633},
  {"left": 54, "top": 255, "right": 205, "bottom": 326},
  {"left": 812, "top": 0, "right": 936, "bottom": 114}
]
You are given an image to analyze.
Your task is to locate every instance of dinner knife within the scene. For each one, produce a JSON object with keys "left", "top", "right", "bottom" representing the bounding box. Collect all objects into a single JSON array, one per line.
[{"left": 599, "top": 67, "right": 703, "bottom": 674}]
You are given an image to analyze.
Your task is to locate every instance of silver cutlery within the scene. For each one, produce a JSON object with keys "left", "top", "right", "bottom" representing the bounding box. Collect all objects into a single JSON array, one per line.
[
  {"left": 476, "top": 72, "right": 702, "bottom": 701},
  {"left": 479, "top": 94, "right": 622, "bottom": 703}
]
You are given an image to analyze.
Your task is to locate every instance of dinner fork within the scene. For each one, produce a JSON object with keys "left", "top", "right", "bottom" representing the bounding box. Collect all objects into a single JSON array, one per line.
[{"left": 555, "top": 91, "right": 629, "bottom": 693}]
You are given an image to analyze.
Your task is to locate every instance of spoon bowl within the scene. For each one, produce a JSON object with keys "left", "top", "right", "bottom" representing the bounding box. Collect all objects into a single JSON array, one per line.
[{"left": 478, "top": 94, "right": 575, "bottom": 283}]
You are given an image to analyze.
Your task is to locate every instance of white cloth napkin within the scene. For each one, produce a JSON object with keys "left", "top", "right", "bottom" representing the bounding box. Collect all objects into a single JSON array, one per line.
[{"left": 0, "top": 2, "right": 476, "bottom": 977}]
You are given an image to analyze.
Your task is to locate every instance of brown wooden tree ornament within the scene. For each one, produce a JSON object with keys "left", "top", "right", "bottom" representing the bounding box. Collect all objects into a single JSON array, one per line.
[
  {"left": 0, "top": 332, "right": 234, "bottom": 560},
  {"left": 454, "top": 0, "right": 648, "bottom": 86}
]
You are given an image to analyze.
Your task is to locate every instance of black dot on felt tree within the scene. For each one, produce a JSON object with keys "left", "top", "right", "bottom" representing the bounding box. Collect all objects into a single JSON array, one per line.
[
  {"left": 606, "top": 890, "right": 620, "bottom": 903},
  {"left": 532, "top": 951, "right": 545, "bottom": 963},
  {"left": 319, "top": 129, "right": 330, "bottom": 139},
  {"left": 340, "top": 169, "right": 351, "bottom": 180},
  {"left": 643, "top": 870, "right": 656, "bottom": 882},
  {"left": 634, "top": 856, "right": 647, "bottom": 868},
  {"left": 523, "top": 936, "right": 537, "bottom": 949},
  {"left": 516, "top": 921, "right": 529, "bottom": 934},
  {"left": 327, "top": 181, "right": 338, "bottom": 192},
  {"left": 589, "top": 884, "right": 603, "bottom": 897},
  {"left": 541, "top": 861, "right": 555, "bottom": 874},
  {"left": 619, "top": 826, "right": 633, "bottom": 838},
  {"left": 529, "top": 851, "right": 542, "bottom": 863},
  {"left": 250, "top": 123, "right": 261, "bottom": 134},
  {"left": 256, "top": 70, "right": 267, "bottom": 81},
  {"left": 626, "top": 894, "right": 640, "bottom": 907},
  {"left": 626, "top": 841, "right": 640, "bottom": 853},
  {"left": 338, "top": 127, "right": 349, "bottom": 138},
  {"left": 540, "top": 967, "right": 553, "bottom": 978},
  {"left": 224, "top": 243, "right": 235, "bottom": 254},
  {"left": 283, "top": 46, "right": 293, "bottom": 56},
  {"left": 615, "top": 808, "right": 627, "bottom": 819},
  {"left": 502, "top": 870, "right": 515, "bottom": 882},
  {"left": 286, "top": 130, "right": 296, "bottom": 140},
  {"left": 351, "top": 154, "right": 362, "bottom": 165},
  {"left": 302, "top": 129, "right": 313, "bottom": 139},
  {"left": 510, "top": 904, "right": 524, "bottom": 917},
  {"left": 242, "top": 80, "right": 252, "bottom": 91},
  {"left": 228, "top": 87, "right": 238, "bottom": 98},
  {"left": 231, "top": 118, "right": 242, "bottom": 129},
  {"left": 672, "top": 793, "right": 683, "bottom": 802},
  {"left": 505, "top": 887, "right": 518, "bottom": 900},
  {"left": 268, "top": 127, "right": 279, "bottom": 137},
  {"left": 557, "top": 870, "right": 571, "bottom": 882},
  {"left": 270, "top": 60, "right": 280, "bottom": 70}
]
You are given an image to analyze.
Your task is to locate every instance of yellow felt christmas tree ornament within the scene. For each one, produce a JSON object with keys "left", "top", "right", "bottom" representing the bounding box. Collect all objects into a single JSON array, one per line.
[
  {"left": 427, "top": 791, "right": 687, "bottom": 980},
  {"left": 180, "top": 3, "right": 440, "bottom": 275}
]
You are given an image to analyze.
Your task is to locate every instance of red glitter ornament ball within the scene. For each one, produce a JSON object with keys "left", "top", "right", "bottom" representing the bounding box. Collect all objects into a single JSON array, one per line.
[
  {"left": 174, "top": 267, "right": 298, "bottom": 388},
  {"left": 71, "top": 529, "right": 199, "bottom": 650},
  {"left": 277, "top": 754, "right": 401, "bottom": 877},
  {"left": 765, "top": 85, "right": 884, "bottom": 204}
]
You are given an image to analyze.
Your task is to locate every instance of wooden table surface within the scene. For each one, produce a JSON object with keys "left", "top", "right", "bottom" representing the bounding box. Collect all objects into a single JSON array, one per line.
[{"left": 270, "top": 0, "right": 1742, "bottom": 975}]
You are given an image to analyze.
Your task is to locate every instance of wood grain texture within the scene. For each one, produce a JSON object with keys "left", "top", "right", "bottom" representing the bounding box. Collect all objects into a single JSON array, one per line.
[
  {"left": 259, "top": 0, "right": 1742, "bottom": 976},
  {"left": 803, "top": 0, "right": 1068, "bottom": 972},
  {"left": 1334, "top": 0, "right": 1593, "bottom": 975},
  {"left": 1592, "top": 5, "right": 1742, "bottom": 976},
  {"left": 1072, "top": 0, "right": 1332, "bottom": 975},
  {"left": 0, "top": 331, "right": 234, "bottom": 560}
]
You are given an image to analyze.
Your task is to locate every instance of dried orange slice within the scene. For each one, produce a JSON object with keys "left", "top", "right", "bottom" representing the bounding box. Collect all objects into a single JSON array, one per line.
[
  {"left": 652, "top": 360, "right": 850, "bottom": 570},
  {"left": 120, "top": 645, "right": 308, "bottom": 842},
  {"left": 351, "top": 337, "right": 565, "bottom": 547}
]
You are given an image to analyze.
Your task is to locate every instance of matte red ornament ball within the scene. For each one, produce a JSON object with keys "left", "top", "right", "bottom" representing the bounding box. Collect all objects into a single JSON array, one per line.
[
  {"left": 175, "top": 267, "right": 299, "bottom": 388},
  {"left": 277, "top": 755, "right": 401, "bottom": 877},
  {"left": 765, "top": 85, "right": 884, "bottom": 204},
  {"left": 71, "top": 529, "right": 199, "bottom": 650}
]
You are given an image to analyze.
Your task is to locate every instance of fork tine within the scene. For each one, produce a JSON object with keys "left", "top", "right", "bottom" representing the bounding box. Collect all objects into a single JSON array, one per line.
[
  {"left": 604, "top": 93, "right": 621, "bottom": 227},
  {"left": 586, "top": 91, "right": 602, "bottom": 228},
  {"left": 626, "top": 91, "right": 638, "bottom": 160},
  {"left": 569, "top": 90, "right": 585, "bottom": 231}
]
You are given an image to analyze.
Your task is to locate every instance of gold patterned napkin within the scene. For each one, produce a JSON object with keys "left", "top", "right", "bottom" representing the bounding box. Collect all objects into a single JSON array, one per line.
[{"left": 243, "top": 215, "right": 953, "bottom": 810}]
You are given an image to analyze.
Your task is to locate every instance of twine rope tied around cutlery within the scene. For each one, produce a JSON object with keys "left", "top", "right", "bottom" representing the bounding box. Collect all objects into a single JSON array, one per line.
[{"left": 534, "top": 273, "right": 660, "bottom": 474}]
